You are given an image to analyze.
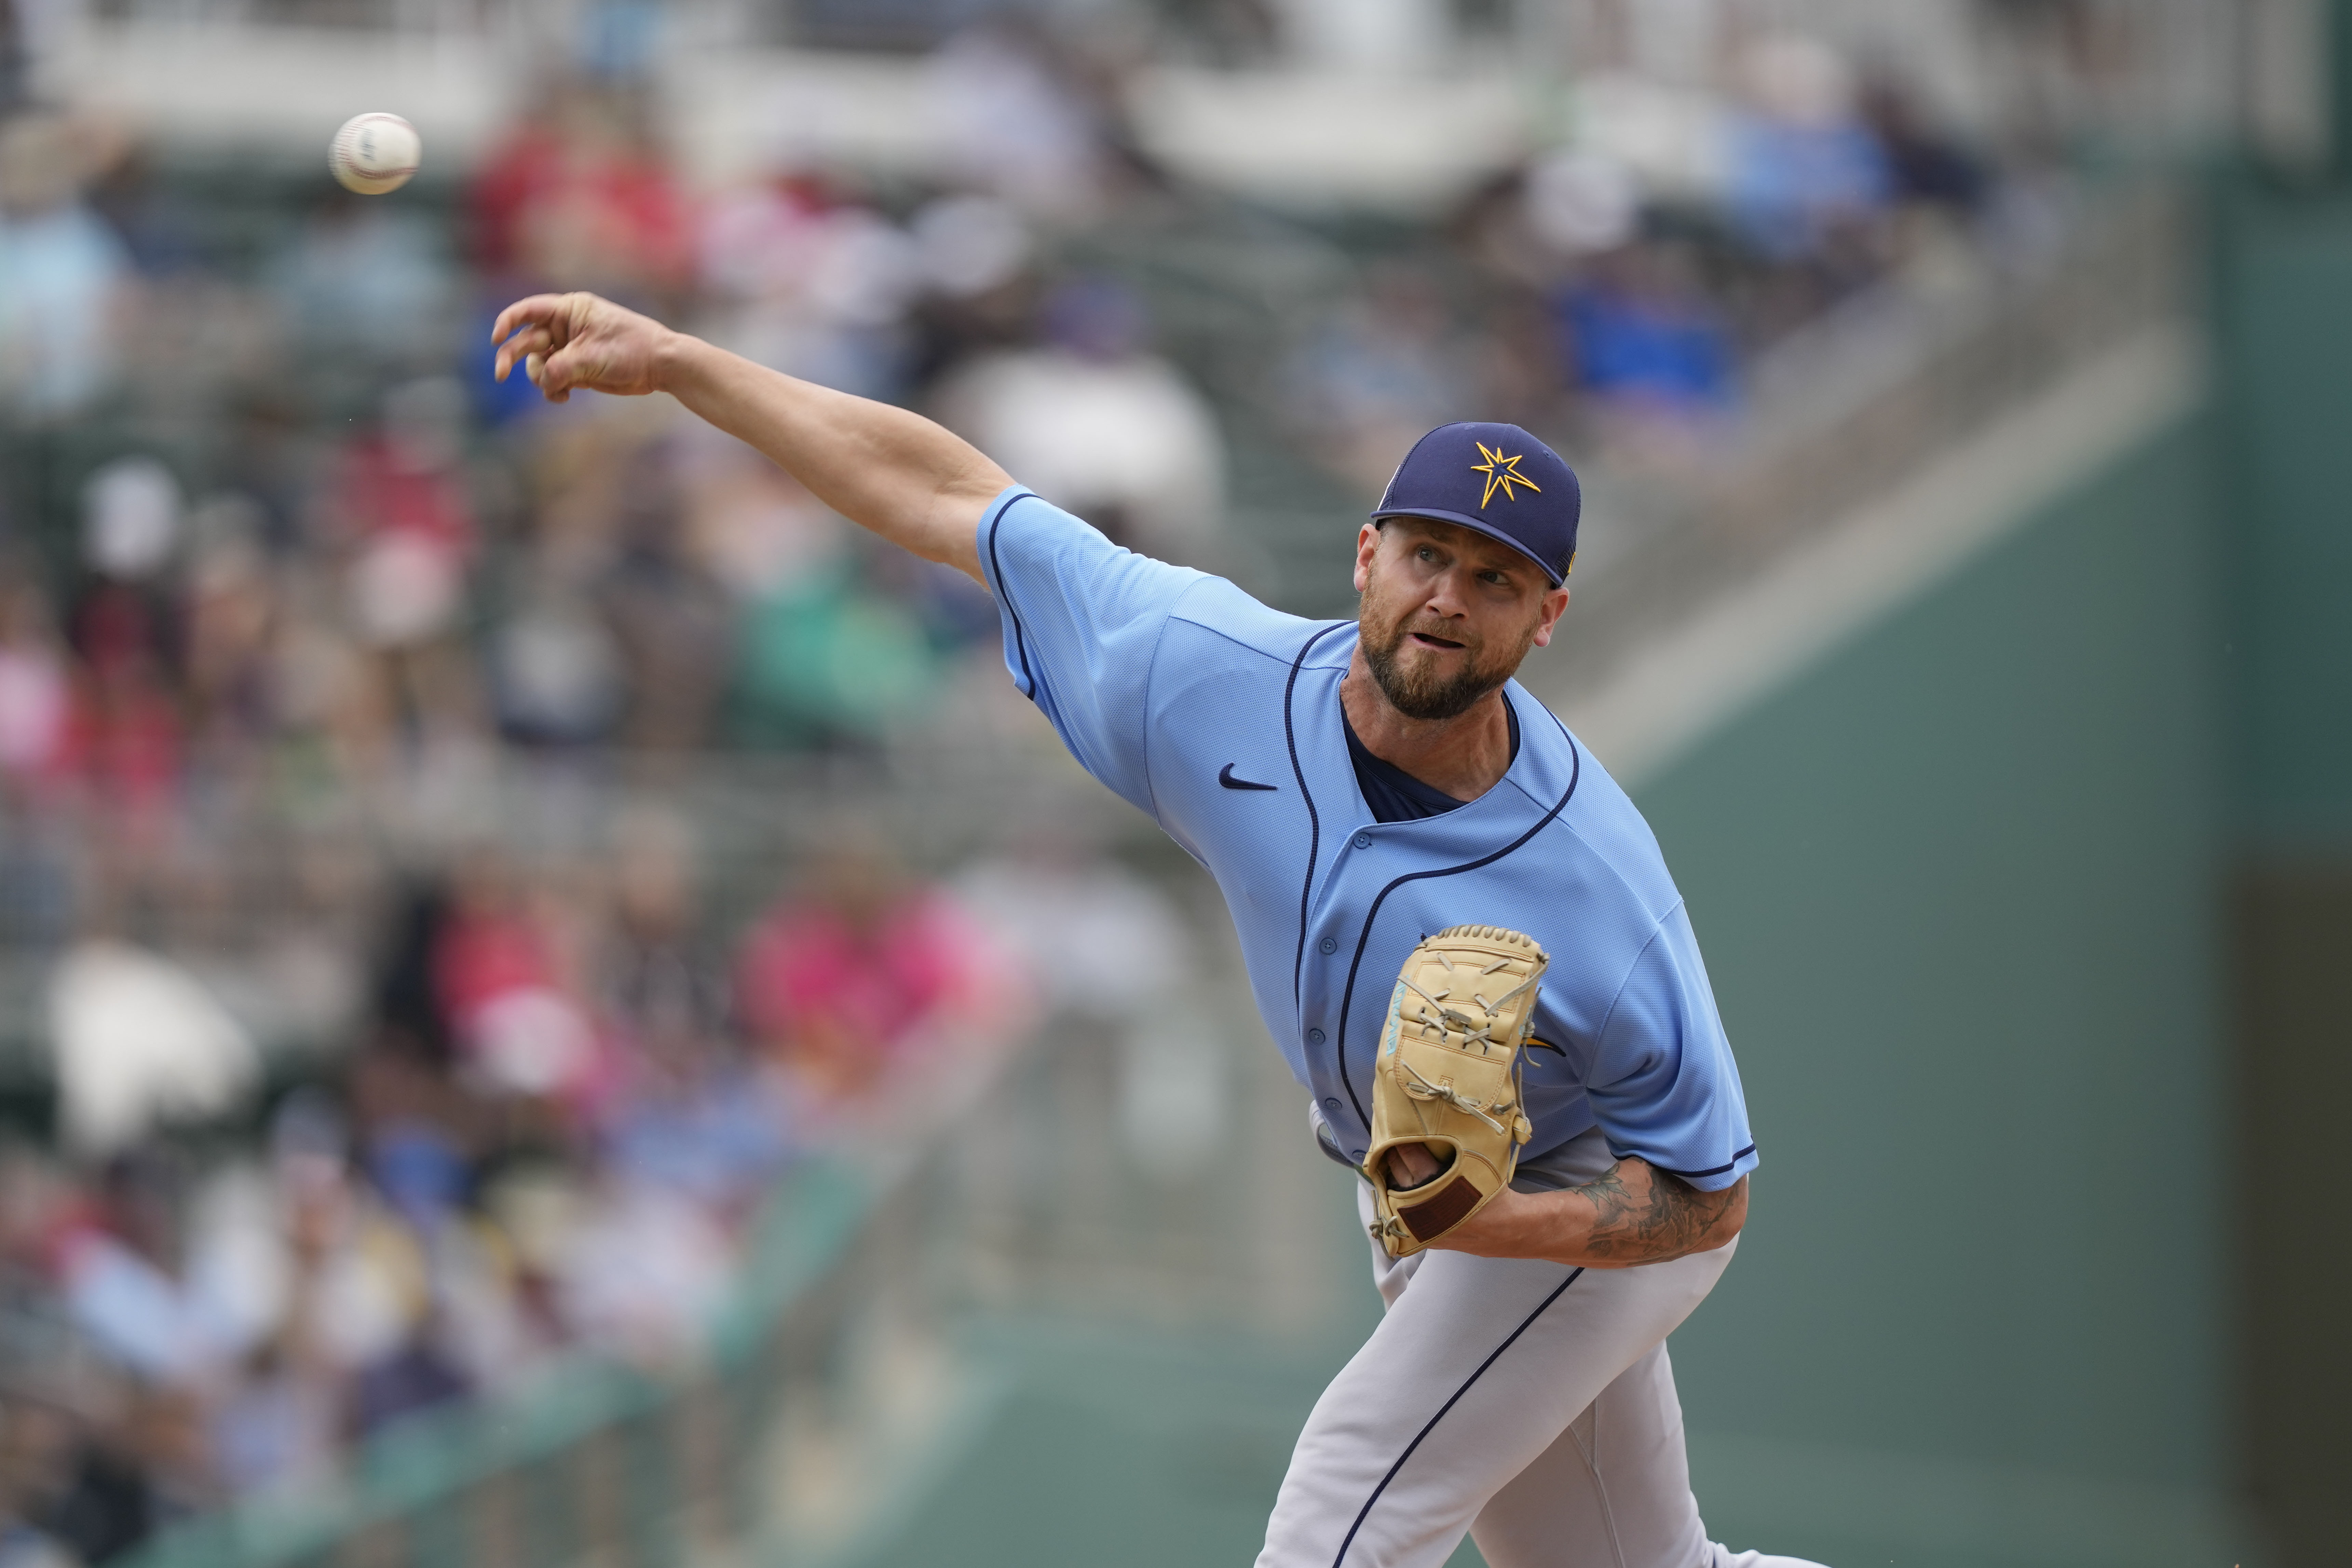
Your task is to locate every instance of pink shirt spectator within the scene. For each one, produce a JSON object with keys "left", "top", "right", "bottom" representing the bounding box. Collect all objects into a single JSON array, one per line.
[{"left": 736, "top": 886, "right": 996, "bottom": 1096}]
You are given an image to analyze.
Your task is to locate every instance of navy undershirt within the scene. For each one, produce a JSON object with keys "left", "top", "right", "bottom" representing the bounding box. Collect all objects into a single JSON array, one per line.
[{"left": 1342, "top": 699, "right": 1522, "bottom": 822}]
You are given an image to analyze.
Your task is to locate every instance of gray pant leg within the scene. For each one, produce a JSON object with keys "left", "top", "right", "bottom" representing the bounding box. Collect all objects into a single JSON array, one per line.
[
  {"left": 1254, "top": 1191, "right": 1730, "bottom": 1568},
  {"left": 1469, "top": 1343, "right": 1710, "bottom": 1568},
  {"left": 1472, "top": 1342, "right": 1833, "bottom": 1568}
]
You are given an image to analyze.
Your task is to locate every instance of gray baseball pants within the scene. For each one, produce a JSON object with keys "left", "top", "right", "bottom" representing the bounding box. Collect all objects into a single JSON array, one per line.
[{"left": 1257, "top": 1126, "right": 1827, "bottom": 1568}]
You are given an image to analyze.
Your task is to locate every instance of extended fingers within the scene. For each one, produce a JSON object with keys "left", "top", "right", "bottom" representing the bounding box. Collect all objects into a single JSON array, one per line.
[
  {"left": 494, "top": 325, "right": 559, "bottom": 383},
  {"left": 490, "top": 292, "right": 574, "bottom": 346},
  {"left": 492, "top": 294, "right": 593, "bottom": 384}
]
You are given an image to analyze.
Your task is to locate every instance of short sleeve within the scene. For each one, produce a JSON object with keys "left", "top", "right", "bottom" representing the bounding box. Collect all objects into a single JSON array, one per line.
[
  {"left": 975, "top": 487, "right": 1206, "bottom": 816},
  {"left": 1583, "top": 903, "right": 1759, "bottom": 1190}
]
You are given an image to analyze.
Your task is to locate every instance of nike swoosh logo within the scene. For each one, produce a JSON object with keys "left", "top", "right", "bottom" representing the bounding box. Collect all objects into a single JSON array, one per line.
[{"left": 1219, "top": 763, "right": 1278, "bottom": 792}]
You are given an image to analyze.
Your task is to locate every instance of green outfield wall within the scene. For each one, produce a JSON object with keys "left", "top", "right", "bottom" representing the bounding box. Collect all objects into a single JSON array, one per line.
[
  {"left": 1590, "top": 177, "right": 2352, "bottom": 1567},
  {"left": 1635, "top": 415, "right": 2237, "bottom": 1567},
  {"left": 2210, "top": 179, "right": 2352, "bottom": 1568}
]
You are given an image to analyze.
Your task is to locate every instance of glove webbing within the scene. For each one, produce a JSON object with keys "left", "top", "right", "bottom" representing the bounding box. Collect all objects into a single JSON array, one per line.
[{"left": 1397, "top": 969, "right": 1540, "bottom": 1053}]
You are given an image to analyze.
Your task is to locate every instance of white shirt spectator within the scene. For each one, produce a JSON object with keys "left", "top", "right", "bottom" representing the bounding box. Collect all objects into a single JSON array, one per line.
[{"left": 935, "top": 343, "right": 1226, "bottom": 567}]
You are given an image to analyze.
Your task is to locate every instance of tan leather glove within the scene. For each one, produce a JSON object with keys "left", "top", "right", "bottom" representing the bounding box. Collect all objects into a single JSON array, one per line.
[{"left": 1364, "top": 925, "right": 1548, "bottom": 1258}]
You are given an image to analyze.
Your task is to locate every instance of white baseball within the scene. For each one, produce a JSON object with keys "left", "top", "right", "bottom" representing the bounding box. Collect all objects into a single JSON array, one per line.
[{"left": 330, "top": 112, "right": 421, "bottom": 196}]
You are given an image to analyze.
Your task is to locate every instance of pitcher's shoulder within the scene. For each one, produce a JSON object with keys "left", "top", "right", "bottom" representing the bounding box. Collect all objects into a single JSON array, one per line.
[
  {"left": 1516, "top": 700, "right": 1688, "bottom": 922},
  {"left": 1166, "top": 578, "right": 1350, "bottom": 669}
]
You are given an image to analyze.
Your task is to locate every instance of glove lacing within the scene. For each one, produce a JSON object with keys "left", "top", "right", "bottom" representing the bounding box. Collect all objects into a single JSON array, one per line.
[
  {"left": 1396, "top": 1058, "right": 1510, "bottom": 1135},
  {"left": 1389, "top": 969, "right": 1541, "bottom": 1137},
  {"left": 1397, "top": 970, "right": 1539, "bottom": 1052}
]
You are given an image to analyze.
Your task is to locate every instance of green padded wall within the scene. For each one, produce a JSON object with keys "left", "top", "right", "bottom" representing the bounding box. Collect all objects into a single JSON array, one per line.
[
  {"left": 2210, "top": 179, "right": 2352, "bottom": 1567},
  {"left": 2215, "top": 190, "right": 2352, "bottom": 852},
  {"left": 1629, "top": 417, "right": 2240, "bottom": 1567}
]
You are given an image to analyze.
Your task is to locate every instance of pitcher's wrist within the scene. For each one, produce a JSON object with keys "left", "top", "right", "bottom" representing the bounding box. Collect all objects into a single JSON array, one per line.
[{"left": 650, "top": 327, "right": 697, "bottom": 396}]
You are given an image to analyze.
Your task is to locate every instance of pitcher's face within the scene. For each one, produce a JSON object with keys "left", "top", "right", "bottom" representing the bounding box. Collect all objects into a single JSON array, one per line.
[{"left": 1353, "top": 518, "right": 1567, "bottom": 721}]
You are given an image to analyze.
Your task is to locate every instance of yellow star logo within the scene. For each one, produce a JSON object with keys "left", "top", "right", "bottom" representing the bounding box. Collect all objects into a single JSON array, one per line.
[{"left": 1471, "top": 443, "right": 1541, "bottom": 508}]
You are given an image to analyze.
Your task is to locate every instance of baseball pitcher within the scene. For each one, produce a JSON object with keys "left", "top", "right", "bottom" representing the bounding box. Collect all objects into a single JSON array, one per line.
[{"left": 493, "top": 292, "right": 1827, "bottom": 1568}]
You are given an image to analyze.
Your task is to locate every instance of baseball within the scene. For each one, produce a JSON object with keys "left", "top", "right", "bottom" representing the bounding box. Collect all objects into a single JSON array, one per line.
[{"left": 329, "top": 112, "right": 420, "bottom": 195}]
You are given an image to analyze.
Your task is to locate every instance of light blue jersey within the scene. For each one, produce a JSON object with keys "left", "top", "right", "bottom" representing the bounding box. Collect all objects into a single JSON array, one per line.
[{"left": 976, "top": 488, "right": 1758, "bottom": 1191}]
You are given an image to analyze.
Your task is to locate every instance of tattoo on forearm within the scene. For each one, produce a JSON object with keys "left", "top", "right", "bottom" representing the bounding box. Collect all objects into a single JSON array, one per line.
[{"left": 1575, "top": 1165, "right": 1743, "bottom": 1263}]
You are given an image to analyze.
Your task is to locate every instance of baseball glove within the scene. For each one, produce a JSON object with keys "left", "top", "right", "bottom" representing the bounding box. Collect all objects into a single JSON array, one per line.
[{"left": 1365, "top": 925, "right": 1549, "bottom": 1258}]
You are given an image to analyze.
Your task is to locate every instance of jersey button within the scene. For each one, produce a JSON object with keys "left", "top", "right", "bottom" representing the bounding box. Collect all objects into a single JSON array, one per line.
[
  {"left": 1352, "top": 833, "right": 1373, "bottom": 850},
  {"left": 1307, "top": 1027, "right": 1326, "bottom": 1044},
  {"left": 1318, "top": 936, "right": 1337, "bottom": 955},
  {"left": 1320, "top": 1097, "right": 1340, "bottom": 1113},
  {"left": 1349, "top": 1150, "right": 1367, "bottom": 1162}
]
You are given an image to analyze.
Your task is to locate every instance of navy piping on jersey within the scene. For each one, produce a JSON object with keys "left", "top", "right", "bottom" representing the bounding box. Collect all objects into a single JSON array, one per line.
[
  {"left": 1328, "top": 697, "right": 1582, "bottom": 1128},
  {"left": 1328, "top": 1267, "right": 1585, "bottom": 1568},
  {"left": 1287, "top": 622, "right": 1349, "bottom": 1015},
  {"left": 987, "top": 491, "right": 1038, "bottom": 697},
  {"left": 1631, "top": 1143, "right": 1758, "bottom": 1182}
]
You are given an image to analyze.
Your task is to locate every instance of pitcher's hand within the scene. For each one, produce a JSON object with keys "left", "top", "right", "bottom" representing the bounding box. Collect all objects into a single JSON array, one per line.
[
  {"left": 1383, "top": 1143, "right": 1448, "bottom": 1189},
  {"left": 492, "top": 292, "right": 676, "bottom": 403}
]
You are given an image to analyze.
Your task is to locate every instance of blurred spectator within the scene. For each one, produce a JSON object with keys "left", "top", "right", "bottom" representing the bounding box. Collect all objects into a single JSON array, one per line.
[
  {"left": 85, "top": 144, "right": 203, "bottom": 282},
  {"left": 958, "top": 836, "right": 1214, "bottom": 1180},
  {"left": 698, "top": 171, "right": 917, "bottom": 403},
  {"left": 956, "top": 839, "right": 1193, "bottom": 1025},
  {"left": 0, "top": 113, "right": 132, "bottom": 422},
  {"left": 598, "top": 502, "right": 732, "bottom": 752},
  {"left": 548, "top": 1174, "right": 729, "bottom": 1361},
  {"left": 1525, "top": 149, "right": 1642, "bottom": 260},
  {"left": 736, "top": 837, "right": 1012, "bottom": 1106},
  {"left": 905, "top": 193, "right": 1040, "bottom": 390},
  {"left": 1723, "top": 35, "right": 1893, "bottom": 266},
  {"left": 489, "top": 558, "right": 625, "bottom": 749},
  {"left": 0, "top": 3, "right": 25, "bottom": 118},
  {"left": 1552, "top": 240, "right": 1736, "bottom": 436},
  {"left": 44, "top": 943, "right": 259, "bottom": 1159},
  {"left": 931, "top": 21, "right": 1116, "bottom": 220},
  {"left": 266, "top": 193, "right": 455, "bottom": 370},
  {"left": 1289, "top": 263, "right": 1475, "bottom": 500},
  {"left": 326, "top": 379, "right": 477, "bottom": 657},
  {"left": 664, "top": 431, "right": 957, "bottom": 749},
  {"left": 934, "top": 277, "right": 1225, "bottom": 563},
  {"left": 910, "top": 193, "right": 1033, "bottom": 304},
  {"left": 729, "top": 556, "right": 944, "bottom": 751},
  {"left": 597, "top": 809, "right": 726, "bottom": 1064},
  {"left": 179, "top": 495, "right": 278, "bottom": 752},
  {"left": 433, "top": 854, "right": 607, "bottom": 1110},
  {"left": 1859, "top": 76, "right": 1990, "bottom": 216},
  {"left": 0, "top": 575, "right": 69, "bottom": 794},
  {"left": 73, "top": 457, "right": 181, "bottom": 667},
  {"left": 470, "top": 80, "right": 692, "bottom": 303}
]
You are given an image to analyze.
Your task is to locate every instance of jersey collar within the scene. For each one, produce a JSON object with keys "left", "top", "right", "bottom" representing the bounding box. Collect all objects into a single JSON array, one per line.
[{"left": 1306, "top": 622, "right": 1573, "bottom": 827}]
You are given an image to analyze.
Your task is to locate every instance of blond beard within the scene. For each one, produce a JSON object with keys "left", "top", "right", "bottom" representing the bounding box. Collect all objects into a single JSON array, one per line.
[{"left": 1356, "top": 584, "right": 1540, "bottom": 723}]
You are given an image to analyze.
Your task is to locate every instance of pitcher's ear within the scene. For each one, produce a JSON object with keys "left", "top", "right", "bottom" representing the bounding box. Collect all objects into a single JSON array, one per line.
[{"left": 1353, "top": 523, "right": 1383, "bottom": 593}]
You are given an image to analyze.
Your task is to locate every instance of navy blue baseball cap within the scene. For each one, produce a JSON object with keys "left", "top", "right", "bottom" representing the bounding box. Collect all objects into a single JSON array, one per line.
[{"left": 1370, "top": 421, "right": 1581, "bottom": 585}]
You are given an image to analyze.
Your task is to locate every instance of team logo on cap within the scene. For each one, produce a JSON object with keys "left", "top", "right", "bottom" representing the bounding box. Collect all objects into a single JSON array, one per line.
[{"left": 1471, "top": 442, "right": 1541, "bottom": 508}]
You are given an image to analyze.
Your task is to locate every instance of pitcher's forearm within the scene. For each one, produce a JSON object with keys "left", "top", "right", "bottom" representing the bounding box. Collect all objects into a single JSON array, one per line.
[
  {"left": 1437, "top": 1161, "right": 1746, "bottom": 1269},
  {"left": 656, "top": 334, "right": 1007, "bottom": 582},
  {"left": 1558, "top": 1164, "right": 1745, "bottom": 1267}
]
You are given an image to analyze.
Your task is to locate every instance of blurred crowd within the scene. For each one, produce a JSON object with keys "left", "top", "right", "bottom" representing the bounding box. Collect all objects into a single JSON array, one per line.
[
  {"left": 0, "top": 17, "right": 2063, "bottom": 812},
  {"left": 0, "top": 4, "right": 2070, "bottom": 1560},
  {"left": 0, "top": 807, "right": 1180, "bottom": 1556},
  {"left": 1290, "top": 31, "right": 2069, "bottom": 490}
]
